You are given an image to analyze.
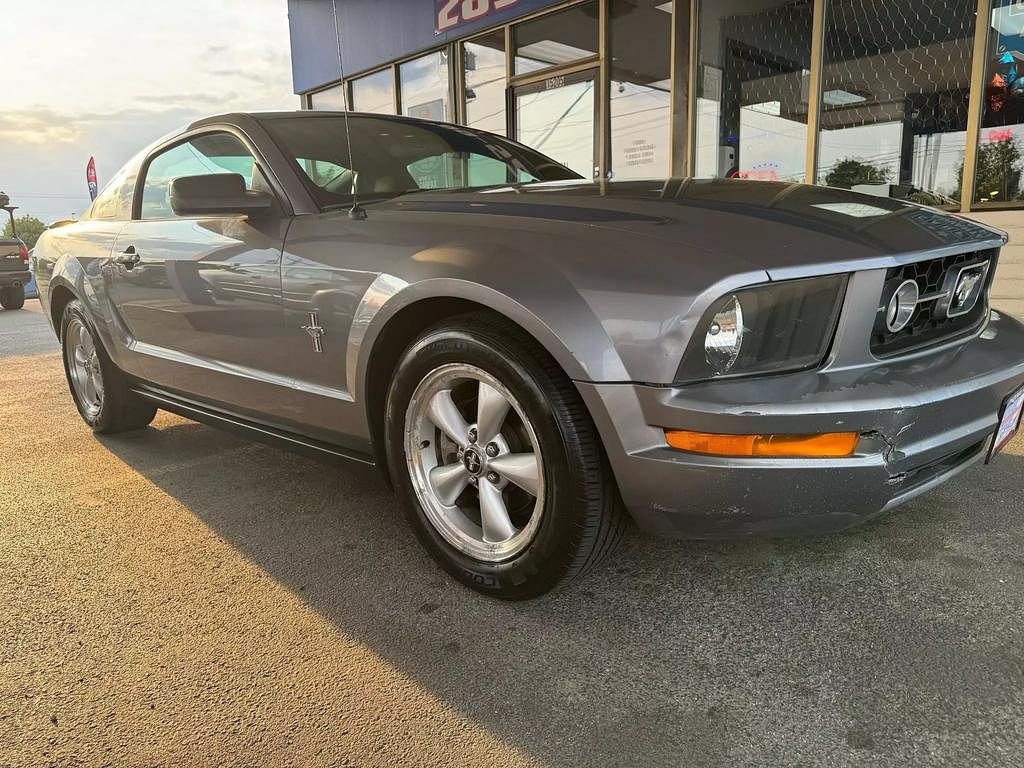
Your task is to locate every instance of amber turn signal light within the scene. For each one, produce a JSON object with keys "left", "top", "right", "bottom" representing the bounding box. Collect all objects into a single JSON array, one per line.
[{"left": 664, "top": 430, "right": 858, "bottom": 458}]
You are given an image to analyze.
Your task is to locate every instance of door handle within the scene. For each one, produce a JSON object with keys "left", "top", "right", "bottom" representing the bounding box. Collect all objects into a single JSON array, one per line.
[{"left": 113, "top": 246, "right": 141, "bottom": 268}]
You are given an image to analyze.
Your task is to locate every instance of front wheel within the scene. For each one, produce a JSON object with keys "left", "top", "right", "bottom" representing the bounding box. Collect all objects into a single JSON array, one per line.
[
  {"left": 0, "top": 285, "right": 25, "bottom": 310},
  {"left": 385, "top": 314, "right": 625, "bottom": 599}
]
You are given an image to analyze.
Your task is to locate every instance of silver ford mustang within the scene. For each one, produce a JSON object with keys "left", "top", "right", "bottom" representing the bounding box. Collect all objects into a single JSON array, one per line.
[{"left": 33, "top": 111, "right": 1024, "bottom": 598}]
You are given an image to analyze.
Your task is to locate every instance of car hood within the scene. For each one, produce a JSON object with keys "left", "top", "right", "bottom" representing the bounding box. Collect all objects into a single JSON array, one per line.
[{"left": 382, "top": 178, "right": 1006, "bottom": 279}]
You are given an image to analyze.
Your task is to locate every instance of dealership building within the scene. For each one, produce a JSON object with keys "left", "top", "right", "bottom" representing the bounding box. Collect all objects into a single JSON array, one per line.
[{"left": 287, "top": 0, "right": 1024, "bottom": 219}]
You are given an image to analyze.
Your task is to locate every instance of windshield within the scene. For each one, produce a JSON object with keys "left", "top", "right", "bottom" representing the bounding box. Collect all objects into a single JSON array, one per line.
[{"left": 260, "top": 115, "right": 582, "bottom": 209}]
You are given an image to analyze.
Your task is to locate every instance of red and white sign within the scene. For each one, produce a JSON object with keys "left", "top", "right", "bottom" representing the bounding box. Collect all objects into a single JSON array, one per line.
[
  {"left": 86, "top": 156, "right": 98, "bottom": 201},
  {"left": 436, "top": 0, "right": 519, "bottom": 32}
]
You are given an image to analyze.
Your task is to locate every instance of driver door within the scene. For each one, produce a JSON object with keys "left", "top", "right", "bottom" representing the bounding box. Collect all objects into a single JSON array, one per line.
[{"left": 108, "top": 130, "right": 292, "bottom": 416}]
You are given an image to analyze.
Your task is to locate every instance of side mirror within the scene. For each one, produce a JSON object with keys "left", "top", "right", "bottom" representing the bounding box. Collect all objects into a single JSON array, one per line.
[{"left": 169, "top": 173, "right": 273, "bottom": 217}]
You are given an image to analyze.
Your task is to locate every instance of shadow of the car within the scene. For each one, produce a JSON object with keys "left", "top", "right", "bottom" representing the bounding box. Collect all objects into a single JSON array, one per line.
[{"left": 96, "top": 419, "right": 1024, "bottom": 767}]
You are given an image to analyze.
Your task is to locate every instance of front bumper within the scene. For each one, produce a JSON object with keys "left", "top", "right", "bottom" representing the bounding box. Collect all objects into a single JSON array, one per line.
[{"left": 578, "top": 310, "right": 1024, "bottom": 538}]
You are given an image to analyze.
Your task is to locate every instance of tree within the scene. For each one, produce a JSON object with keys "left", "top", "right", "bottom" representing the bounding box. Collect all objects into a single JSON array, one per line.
[
  {"left": 959, "top": 133, "right": 1022, "bottom": 203},
  {"left": 824, "top": 158, "right": 891, "bottom": 189},
  {"left": 2, "top": 214, "right": 46, "bottom": 249}
]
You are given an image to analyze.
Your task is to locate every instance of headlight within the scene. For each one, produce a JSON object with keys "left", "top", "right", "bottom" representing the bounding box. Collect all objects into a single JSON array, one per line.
[
  {"left": 677, "top": 274, "right": 848, "bottom": 382},
  {"left": 704, "top": 295, "right": 744, "bottom": 374}
]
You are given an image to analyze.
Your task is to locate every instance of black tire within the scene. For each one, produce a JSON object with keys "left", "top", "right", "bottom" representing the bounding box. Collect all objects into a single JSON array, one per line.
[
  {"left": 385, "top": 313, "right": 626, "bottom": 599},
  {"left": 60, "top": 299, "right": 157, "bottom": 433},
  {"left": 0, "top": 285, "right": 25, "bottom": 310}
]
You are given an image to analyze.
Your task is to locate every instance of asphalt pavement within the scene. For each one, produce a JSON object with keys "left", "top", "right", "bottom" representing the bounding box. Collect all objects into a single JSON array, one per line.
[{"left": 2, "top": 300, "right": 1024, "bottom": 767}]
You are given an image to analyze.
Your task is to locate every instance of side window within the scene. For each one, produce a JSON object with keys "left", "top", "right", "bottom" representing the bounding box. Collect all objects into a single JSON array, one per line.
[
  {"left": 90, "top": 163, "right": 139, "bottom": 220},
  {"left": 140, "top": 132, "right": 257, "bottom": 219}
]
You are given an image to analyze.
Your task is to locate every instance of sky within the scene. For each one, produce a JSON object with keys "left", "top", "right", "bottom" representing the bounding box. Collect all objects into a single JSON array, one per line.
[{"left": 2, "top": 1, "right": 297, "bottom": 223}]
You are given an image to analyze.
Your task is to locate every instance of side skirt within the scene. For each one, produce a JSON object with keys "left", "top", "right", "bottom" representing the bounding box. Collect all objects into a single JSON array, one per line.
[{"left": 131, "top": 385, "right": 375, "bottom": 467}]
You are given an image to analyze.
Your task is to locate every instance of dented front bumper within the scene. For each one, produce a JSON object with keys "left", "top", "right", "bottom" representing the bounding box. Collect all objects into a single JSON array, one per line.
[{"left": 577, "top": 310, "right": 1024, "bottom": 538}]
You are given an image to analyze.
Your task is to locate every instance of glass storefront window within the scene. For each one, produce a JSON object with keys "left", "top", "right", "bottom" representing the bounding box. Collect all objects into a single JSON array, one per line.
[
  {"left": 464, "top": 32, "right": 507, "bottom": 136},
  {"left": 609, "top": 0, "right": 672, "bottom": 180},
  {"left": 351, "top": 69, "right": 395, "bottom": 115},
  {"left": 515, "top": 71, "right": 597, "bottom": 178},
  {"left": 513, "top": 1, "right": 599, "bottom": 75},
  {"left": 818, "top": 0, "right": 973, "bottom": 207},
  {"left": 695, "top": 0, "right": 812, "bottom": 182},
  {"left": 310, "top": 84, "right": 347, "bottom": 111},
  {"left": 400, "top": 51, "right": 452, "bottom": 122},
  {"left": 974, "top": 1, "right": 1024, "bottom": 205}
]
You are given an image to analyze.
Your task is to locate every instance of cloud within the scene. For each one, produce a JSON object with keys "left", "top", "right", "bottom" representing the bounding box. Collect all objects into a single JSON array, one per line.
[
  {"left": 0, "top": 109, "right": 82, "bottom": 144},
  {"left": 0, "top": 106, "right": 202, "bottom": 147},
  {"left": 133, "top": 92, "right": 242, "bottom": 108}
]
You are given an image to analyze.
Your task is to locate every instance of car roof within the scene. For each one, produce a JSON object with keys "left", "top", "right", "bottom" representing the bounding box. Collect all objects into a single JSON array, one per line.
[{"left": 188, "top": 111, "right": 450, "bottom": 131}]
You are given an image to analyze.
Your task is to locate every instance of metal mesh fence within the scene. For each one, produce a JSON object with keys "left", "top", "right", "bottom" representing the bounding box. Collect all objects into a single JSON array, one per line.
[
  {"left": 817, "top": 0, "right": 975, "bottom": 203},
  {"left": 695, "top": 0, "right": 813, "bottom": 181}
]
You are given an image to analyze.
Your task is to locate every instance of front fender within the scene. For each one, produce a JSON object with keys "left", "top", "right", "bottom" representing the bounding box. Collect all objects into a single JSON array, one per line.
[{"left": 349, "top": 276, "right": 629, "bottom": 406}]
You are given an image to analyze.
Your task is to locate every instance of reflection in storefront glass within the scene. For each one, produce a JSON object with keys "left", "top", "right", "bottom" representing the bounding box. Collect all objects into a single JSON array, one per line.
[
  {"left": 818, "top": 0, "right": 973, "bottom": 207},
  {"left": 516, "top": 78, "right": 596, "bottom": 179},
  {"left": 975, "top": 1, "right": 1024, "bottom": 205},
  {"left": 694, "top": 0, "right": 812, "bottom": 182},
  {"left": 351, "top": 69, "right": 395, "bottom": 115},
  {"left": 513, "top": 1, "right": 599, "bottom": 75},
  {"left": 464, "top": 32, "right": 507, "bottom": 136},
  {"left": 310, "top": 84, "right": 346, "bottom": 111},
  {"left": 609, "top": 0, "right": 672, "bottom": 180},
  {"left": 400, "top": 51, "right": 452, "bottom": 122}
]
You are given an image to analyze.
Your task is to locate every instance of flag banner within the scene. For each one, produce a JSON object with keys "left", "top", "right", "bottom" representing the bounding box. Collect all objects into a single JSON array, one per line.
[{"left": 86, "top": 157, "right": 98, "bottom": 201}]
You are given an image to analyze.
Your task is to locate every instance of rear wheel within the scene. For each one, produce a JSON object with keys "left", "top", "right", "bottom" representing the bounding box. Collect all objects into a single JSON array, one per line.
[
  {"left": 61, "top": 299, "right": 157, "bottom": 433},
  {"left": 385, "top": 314, "right": 625, "bottom": 599},
  {"left": 0, "top": 286, "right": 25, "bottom": 310}
]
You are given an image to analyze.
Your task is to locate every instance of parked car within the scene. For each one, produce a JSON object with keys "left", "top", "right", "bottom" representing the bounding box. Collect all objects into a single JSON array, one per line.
[
  {"left": 0, "top": 235, "right": 29, "bottom": 309},
  {"left": 32, "top": 112, "right": 1024, "bottom": 598},
  {"left": 24, "top": 249, "right": 38, "bottom": 299}
]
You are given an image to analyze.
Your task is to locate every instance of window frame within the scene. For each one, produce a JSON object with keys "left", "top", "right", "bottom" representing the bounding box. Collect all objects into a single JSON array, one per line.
[{"left": 132, "top": 125, "right": 290, "bottom": 222}]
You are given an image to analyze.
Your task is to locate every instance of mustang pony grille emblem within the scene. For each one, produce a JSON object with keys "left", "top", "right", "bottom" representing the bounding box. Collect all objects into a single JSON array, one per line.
[
  {"left": 301, "top": 312, "right": 326, "bottom": 353},
  {"left": 937, "top": 261, "right": 989, "bottom": 320}
]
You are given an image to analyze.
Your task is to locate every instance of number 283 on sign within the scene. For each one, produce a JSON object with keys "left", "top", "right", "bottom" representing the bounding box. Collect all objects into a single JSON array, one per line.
[{"left": 436, "top": 0, "right": 519, "bottom": 32}]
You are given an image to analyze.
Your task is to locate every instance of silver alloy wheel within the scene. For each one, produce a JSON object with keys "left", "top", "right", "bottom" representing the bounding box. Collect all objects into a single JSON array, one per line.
[
  {"left": 405, "top": 363, "right": 545, "bottom": 562},
  {"left": 65, "top": 318, "right": 104, "bottom": 420}
]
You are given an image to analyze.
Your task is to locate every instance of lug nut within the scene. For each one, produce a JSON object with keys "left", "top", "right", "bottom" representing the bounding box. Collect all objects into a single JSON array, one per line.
[
  {"left": 485, "top": 443, "right": 499, "bottom": 457},
  {"left": 468, "top": 427, "right": 478, "bottom": 444},
  {"left": 486, "top": 471, "right": 500, "bottom": 484},
  {"left": 468, "top": 476, "right": 478, "bottom": 485}
]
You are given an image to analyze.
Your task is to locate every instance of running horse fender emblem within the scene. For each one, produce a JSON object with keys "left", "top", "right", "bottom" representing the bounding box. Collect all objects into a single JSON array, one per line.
[{"left": 301, "top": 311, "right": 326, "bottom": 353}]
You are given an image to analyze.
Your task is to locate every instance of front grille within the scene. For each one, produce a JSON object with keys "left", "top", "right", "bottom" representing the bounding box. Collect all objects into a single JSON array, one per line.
[{"left": 870, "top": 250, "right": 996, "bottom": 357}]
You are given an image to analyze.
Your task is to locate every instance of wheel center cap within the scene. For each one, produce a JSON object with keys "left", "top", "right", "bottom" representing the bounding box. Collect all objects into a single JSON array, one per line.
[{"left": 463, "top": 447, "right": 484, "bottom": 476}]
